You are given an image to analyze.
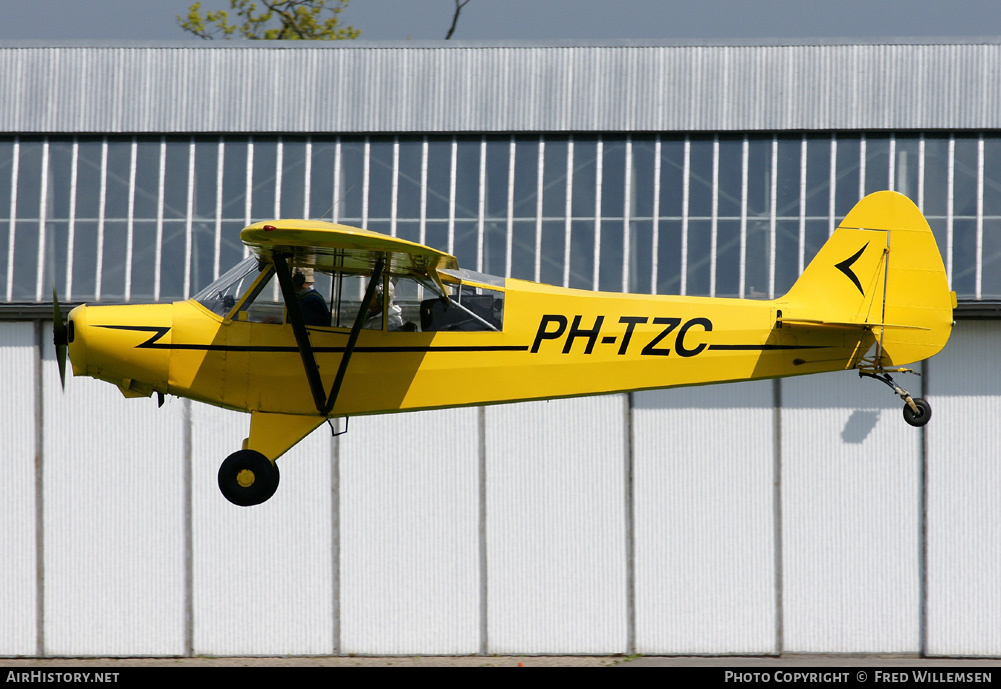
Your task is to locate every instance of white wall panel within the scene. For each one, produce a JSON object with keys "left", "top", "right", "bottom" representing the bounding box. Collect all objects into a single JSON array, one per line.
[
  {"left": 4, "top": 318, "right": 1000, "bottom": 657},
  {"left": 0, "top": 323, "right": 39, "bottom": 655},
  {"left": 926, "top": 321, "right": 1001, "bottom": 656},
  {"left": 781, "top": 371, "right": 921, "bottom": 652},
  {"left": 484, "top": 396, "right": 628, "bottom": 654},
  {"left": 632, "top": 381, "right": 777, "bottom": 654},
  {"left": 41, "top": 323, "right": 187, "bottom": 656},
  {"left": 339, "top": 408, "right": 480, "bottom": 655},
  {"left": 191, "top": 402, "right": 334, "bottom": 655}
]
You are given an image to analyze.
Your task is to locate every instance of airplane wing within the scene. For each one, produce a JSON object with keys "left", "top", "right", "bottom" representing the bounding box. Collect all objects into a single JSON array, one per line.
[{"left": 241, "top": 220, "right": 459, "bottom": 278}]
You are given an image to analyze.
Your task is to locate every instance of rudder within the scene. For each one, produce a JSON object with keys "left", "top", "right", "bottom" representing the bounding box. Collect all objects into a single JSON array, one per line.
[{"left": 780, "top": 191, "right": 954, "bottom": 367}]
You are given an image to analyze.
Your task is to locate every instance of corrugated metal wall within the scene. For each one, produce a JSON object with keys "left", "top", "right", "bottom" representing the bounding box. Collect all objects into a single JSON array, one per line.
[
  {"left": 0, "top": 322, "right": 37, "bottom": 657},
  {"left": 782, "top": 372, "right": 922, "bottom": 652},
  {"left": 4, "top": 42, "right": 1001, "bottom": 133},
  {"left": 3, "top": 319, "right": 998, "bottom": 657},
  {"left": 925, "top": 321, "right": 1001, "bottom": 657},
  {"left": 633, "top": 380, "right": 776, "bottom": 654}
]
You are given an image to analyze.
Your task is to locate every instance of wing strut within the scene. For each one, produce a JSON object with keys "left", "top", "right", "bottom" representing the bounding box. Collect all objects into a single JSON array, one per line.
[
  {"left": 273, "top": 252, "right": 386, "bottom": 417},
  {"left": 273, "top": 252, "right": 328, "bottom": 414},
  {"left": 324, "top": 256, "right": 385, "bottom": 415}
]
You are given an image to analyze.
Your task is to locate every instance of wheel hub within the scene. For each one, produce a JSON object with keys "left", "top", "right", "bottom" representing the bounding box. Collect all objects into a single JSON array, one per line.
[{"left": 236, "top": 469, "right": 256, "bottom": 488}]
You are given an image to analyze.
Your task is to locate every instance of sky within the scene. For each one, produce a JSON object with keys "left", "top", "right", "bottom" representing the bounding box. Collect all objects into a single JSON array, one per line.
[{"left": 2, "top": 0, "right": 1001, "bottom": 42}]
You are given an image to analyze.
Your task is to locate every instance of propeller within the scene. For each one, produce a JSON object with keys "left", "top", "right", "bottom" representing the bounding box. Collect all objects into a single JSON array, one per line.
[{"left": 52, "top": 287, "right": 68, "bottom": 388}]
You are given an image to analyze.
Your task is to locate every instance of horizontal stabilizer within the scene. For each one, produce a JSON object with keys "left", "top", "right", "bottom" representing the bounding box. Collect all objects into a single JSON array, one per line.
[{"left": 778, "top": 317, "right": 929, "bottom": 332}]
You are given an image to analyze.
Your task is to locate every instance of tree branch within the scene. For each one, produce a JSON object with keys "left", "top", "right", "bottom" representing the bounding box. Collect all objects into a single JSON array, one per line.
[{"left": 444, "top": 0, "right": 472, "bottom": 40}]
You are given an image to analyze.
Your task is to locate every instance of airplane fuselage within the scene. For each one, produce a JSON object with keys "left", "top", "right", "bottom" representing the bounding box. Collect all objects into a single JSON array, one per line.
[{"left": 67, "top": 278, "right": 871, "bottom": 419}]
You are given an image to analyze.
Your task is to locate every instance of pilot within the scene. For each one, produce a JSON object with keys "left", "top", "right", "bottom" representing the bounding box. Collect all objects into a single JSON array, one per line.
[
  {"left": 293, "top": 268, "right": 331, "bottom": 326},
  {"left": 363, "top": 279, "right": 404, "bottom": 331}
]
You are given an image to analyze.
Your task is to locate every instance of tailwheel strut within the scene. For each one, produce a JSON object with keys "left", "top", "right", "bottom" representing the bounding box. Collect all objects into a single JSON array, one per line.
[{"left": 858, "top": 369, "right": 932, "bottom": 427}]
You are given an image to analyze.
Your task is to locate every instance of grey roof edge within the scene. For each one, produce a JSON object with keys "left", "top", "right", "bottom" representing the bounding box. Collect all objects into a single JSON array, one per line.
[
  {"left": 4, "top": 36, "right": 1001, "bottom": 49},
  {"left": 7, "top": 39, "right": 1001, "bottom": 134}
]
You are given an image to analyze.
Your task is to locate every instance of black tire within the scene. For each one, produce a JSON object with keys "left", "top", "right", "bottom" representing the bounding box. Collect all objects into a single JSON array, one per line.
[
  {"left": 218, "top": 449, "right": 280, "bottom": 506},
  {"left": 903, "top": 397, "right": 932, "bottom": 427}
]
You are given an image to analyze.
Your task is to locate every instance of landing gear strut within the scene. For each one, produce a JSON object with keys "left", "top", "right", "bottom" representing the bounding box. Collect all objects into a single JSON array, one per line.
[
  {"left": 218, "top": 449, "right": 281, "bottom": 506},
  {"left": 858, "top": 369, "right": 931, "bottom": 427}
]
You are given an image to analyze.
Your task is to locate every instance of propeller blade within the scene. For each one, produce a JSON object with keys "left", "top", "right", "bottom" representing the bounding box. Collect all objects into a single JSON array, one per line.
[{"left": 52, "top": 287, "right": 67, "bottom": 389}]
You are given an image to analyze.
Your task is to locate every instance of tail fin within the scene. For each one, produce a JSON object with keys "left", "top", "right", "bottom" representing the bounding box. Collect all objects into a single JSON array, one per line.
[{"left": 780, "top": 191, "right": 955, "bottom": 367}]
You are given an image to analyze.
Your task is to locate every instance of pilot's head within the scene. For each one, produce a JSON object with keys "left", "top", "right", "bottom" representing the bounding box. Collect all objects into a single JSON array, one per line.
[
  {"left": 292, "top": 268, "right": 314, "bottom": 291},
  {"left": 366, "top": 280, "right": 395, "bottom": 315}
]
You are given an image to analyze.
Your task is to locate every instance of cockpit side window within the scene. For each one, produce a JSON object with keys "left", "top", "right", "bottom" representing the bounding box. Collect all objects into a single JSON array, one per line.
[
  {"left": 329, "top": 272, "right": 504, "bottom": 333},
  {"left": 420, "top": 282, "right": 505, "bottom": 332},
  {"left": 239, "top": 262, "right": 332, "bottom": 325},
  {"left": 330, "top": 273, "right": 415, "bottom": 331},
  {"left": 196, "top": 256, "right": 505, "bottom": 332}
]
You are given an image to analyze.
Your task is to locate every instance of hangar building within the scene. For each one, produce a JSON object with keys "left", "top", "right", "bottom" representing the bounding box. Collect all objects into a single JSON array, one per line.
[{"left": 1, "top": 39, "right": 999, "bottom": 657}]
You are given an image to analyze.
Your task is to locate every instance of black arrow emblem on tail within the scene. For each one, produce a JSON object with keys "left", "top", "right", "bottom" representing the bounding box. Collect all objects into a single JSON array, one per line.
[{"left": 835, "top": 242, "right": 868, "bottom": 296}]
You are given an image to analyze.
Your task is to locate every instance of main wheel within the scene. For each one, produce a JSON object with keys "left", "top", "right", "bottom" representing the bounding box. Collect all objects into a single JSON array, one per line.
[
  {"left": 903, "top": 397, "right": 932, "bottom": 427},
  {"left": 218, "top": 449, "right": 280, "bottom": 506}
]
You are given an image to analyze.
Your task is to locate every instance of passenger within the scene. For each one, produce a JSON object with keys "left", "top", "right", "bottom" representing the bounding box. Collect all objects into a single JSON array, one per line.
[
  {"left": 363, "top": 279, "right": 404, "bottom": 331},
  {"left": 293, "top": 268, "right": 331, "bottom": 326}
]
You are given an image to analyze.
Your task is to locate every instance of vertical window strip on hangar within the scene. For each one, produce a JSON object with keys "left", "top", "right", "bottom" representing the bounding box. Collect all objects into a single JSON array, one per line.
[{"left": 0, "top": 132, "right": 995, "bottom": 305}]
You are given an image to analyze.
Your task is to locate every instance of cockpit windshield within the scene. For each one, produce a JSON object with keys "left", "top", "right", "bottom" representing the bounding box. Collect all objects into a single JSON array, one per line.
[{"left": 192, "top": 256, "right": 264, "bottom": 317}]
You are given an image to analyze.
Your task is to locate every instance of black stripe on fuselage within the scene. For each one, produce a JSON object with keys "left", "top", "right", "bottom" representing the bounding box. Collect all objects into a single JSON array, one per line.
[
  {"left": 156, "top": 343, "right": 531, "bottom": 353},
  {"left": 708, "top": 344, "right": 830, "bottom": 351},
  {"left": 93, "top": 325, "right": 528, "bottom": 353},
  {"left": 95, "top": 325, "right": 830, "bottom": 355}
]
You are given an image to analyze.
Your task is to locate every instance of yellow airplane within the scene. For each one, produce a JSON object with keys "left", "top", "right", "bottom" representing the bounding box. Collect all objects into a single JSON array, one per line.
[{"left": 53, "top": 190, "right": 955, "bottom": 506}]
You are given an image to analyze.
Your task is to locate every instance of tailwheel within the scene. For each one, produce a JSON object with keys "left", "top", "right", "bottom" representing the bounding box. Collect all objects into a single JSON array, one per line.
[
  {"left": 859, "top": 368, "right": 932, "bottom": 427},
  {"left": 902, "top": 397, "right": 932, "bottom": 427},
  {"left": 218, "top": 449, "right": 280, "bottom": 506}
]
